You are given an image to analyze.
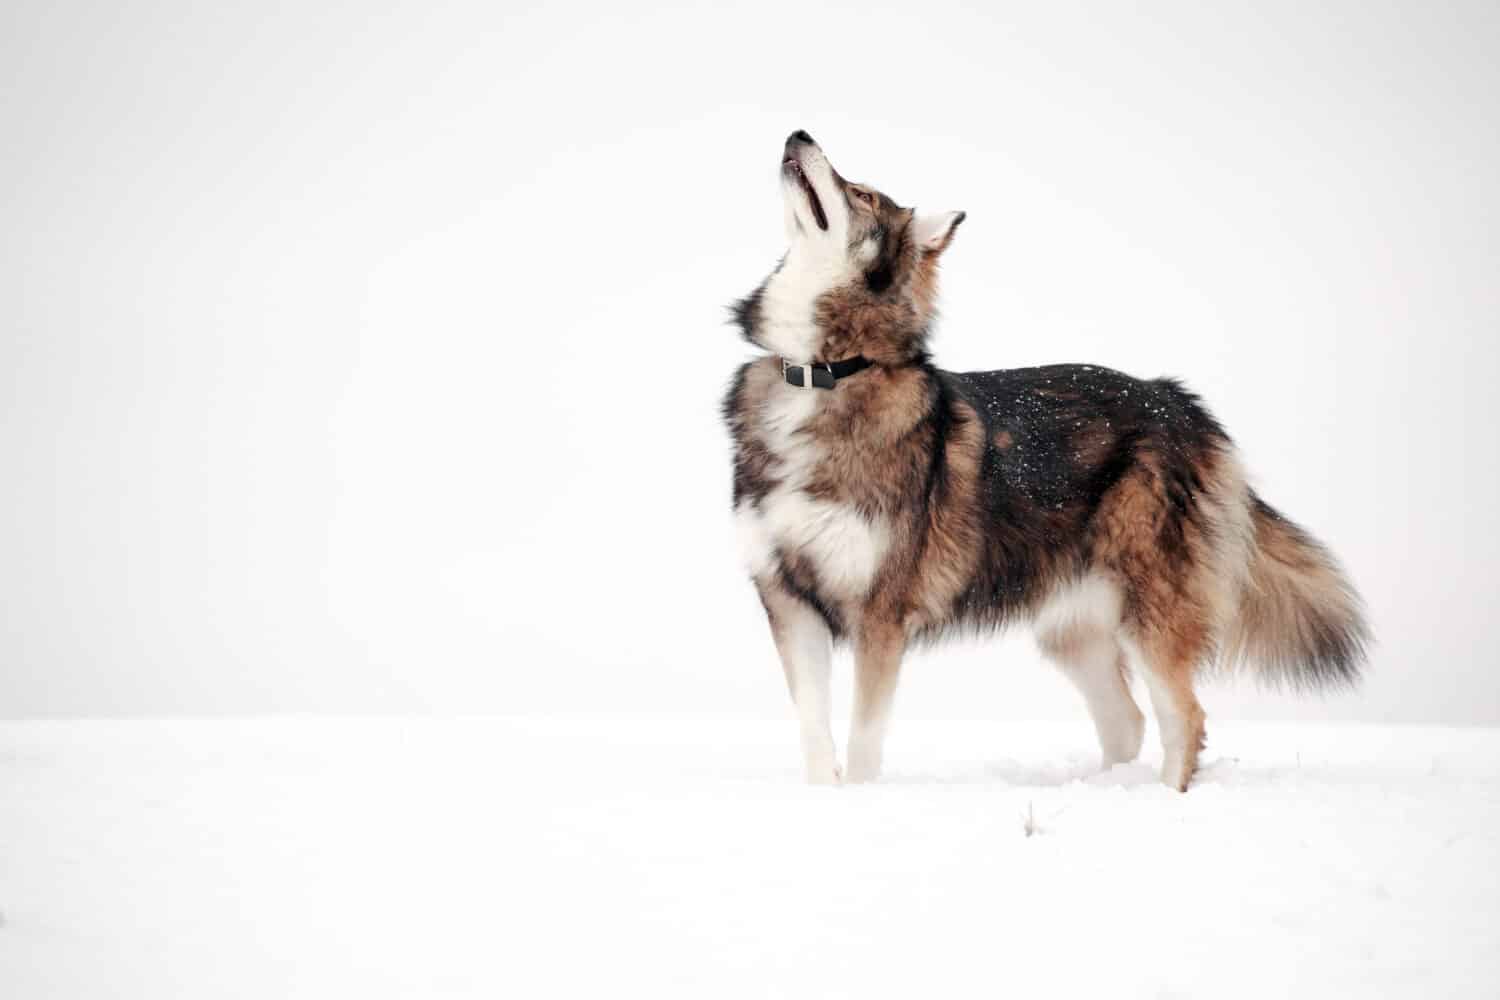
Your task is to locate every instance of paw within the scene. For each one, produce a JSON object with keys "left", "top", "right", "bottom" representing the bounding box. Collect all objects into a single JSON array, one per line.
[
  {"left": 844, "top": 746, "right": 883, "bottom": 784},
  {"left": 1100, "top": 709, "right": 1146, "bottom": 767},
  {"left": 805, "top": 757, "right": 843, "bottom": 785},
  {"left": 1160, "top": 754, "right": 1194, "bottom": 792},
  {"left": 801, "top": 730, "right": 841, "bottom": 785}
]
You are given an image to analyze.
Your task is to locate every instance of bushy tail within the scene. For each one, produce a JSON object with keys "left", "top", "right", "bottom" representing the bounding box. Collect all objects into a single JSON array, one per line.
[{"left": 1222, "top": 495, "right": 1370, "bottom": 690}]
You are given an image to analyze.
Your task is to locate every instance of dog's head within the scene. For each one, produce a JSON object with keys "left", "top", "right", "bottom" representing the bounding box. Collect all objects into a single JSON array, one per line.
[{"left": 736, "top": 131, "right": 965, "bottom": 365}]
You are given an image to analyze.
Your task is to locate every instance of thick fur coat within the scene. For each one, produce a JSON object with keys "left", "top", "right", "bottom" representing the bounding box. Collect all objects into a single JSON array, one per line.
[{"left": 724, "top": 132, "right": 1368, "bottom": 790}]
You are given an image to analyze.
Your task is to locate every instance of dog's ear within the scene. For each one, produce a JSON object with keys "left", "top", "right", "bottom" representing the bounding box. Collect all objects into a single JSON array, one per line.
[{"left": 913, "top": 210, "right": 966, "bottom": 254}]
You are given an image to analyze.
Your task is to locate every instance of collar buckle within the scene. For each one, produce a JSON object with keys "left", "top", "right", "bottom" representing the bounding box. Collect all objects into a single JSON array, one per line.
[{"left": 782, "top": 359, "right": 835, "bottom": 390}]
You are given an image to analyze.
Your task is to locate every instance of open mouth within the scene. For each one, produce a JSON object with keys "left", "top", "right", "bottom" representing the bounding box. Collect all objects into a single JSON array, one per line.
[{"left": 783, "top": 157, "right": 828, "bottom": 231}]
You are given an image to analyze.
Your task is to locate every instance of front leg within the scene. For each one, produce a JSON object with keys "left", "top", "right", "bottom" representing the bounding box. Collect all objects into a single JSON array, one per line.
[
  {"left": 846, "top": 622, "right": 906, "bottom": 783},
  {"left": 758, "top": 583, "right": 839, "bottom": 784}
]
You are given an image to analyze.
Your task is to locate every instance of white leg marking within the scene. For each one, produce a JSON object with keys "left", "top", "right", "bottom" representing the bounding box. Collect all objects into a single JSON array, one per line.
[
  {"left": 845, "top": 630, "right": 906, "bottom": 783},
  {"left": 846, "top": 683, "right": 894, "bottom": 783},
  {"left": 1040, "top": 631, "right": 1145, "bottom": 768},
  {"left": 1140, "top": 666, "right": 1190, "bottom": 789},
  {"left": 845, "top": 715, "right": 888, "bottom": 783},
  {"left": 778, "top": 600, "right": 839, "bottom": 785}
]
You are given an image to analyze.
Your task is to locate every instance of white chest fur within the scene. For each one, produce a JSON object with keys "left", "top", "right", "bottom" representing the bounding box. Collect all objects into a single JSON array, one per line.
[{"left": 734, "top": 385, "right": 889, "bottom": 602}]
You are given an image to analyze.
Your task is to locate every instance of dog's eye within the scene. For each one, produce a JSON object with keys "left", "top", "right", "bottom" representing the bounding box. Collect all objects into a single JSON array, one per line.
[{"left": 852, "top": 189, "right": 874, "bottom": 206}]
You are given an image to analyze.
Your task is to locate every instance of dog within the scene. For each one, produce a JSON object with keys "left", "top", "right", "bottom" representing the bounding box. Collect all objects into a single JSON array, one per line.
[{"left": 722, "top": 131, "right": 1369, "bottom": 791}]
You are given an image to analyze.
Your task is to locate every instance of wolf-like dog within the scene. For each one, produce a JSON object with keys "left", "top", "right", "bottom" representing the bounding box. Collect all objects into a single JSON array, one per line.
[{"left": 723, "top": 131, "right": 1369, "bottom": 791}]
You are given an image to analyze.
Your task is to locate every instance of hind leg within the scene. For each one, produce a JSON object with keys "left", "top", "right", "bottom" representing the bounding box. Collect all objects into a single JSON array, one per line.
[
  {"left": 1089, "top": 458, "right": 1233, "bottom": 791},
  {"left": 1125, "top": 635, "right": 1208, "bottom": 792},
  {"left": 1038, "top": 628, "right": 1146, "bottom": 768}
]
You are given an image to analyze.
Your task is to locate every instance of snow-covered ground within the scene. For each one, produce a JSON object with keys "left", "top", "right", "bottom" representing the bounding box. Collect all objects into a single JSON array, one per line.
[{"left": 2, "top": 718, "right": 1496, "bottom": 998}]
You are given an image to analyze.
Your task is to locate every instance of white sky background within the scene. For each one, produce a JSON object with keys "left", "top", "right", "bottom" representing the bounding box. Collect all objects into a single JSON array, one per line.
[{"left": 2, "top": 1, "right": 1497, "bottom": 723}]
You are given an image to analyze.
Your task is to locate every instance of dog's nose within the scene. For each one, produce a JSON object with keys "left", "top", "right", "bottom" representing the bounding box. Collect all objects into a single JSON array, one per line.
[{"left": 788, "top": 129, "right": 814, "bottom": 146}]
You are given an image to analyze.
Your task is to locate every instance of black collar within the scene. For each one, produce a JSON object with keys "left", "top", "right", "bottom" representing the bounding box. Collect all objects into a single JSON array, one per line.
[{"left": 781, "top": 355, "right": 872, "bottom": 390}]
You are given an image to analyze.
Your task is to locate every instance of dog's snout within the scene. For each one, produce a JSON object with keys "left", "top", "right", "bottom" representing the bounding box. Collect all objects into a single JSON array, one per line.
[{"left": 786, "top": 129, "right": 815, "bottom": 147}]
